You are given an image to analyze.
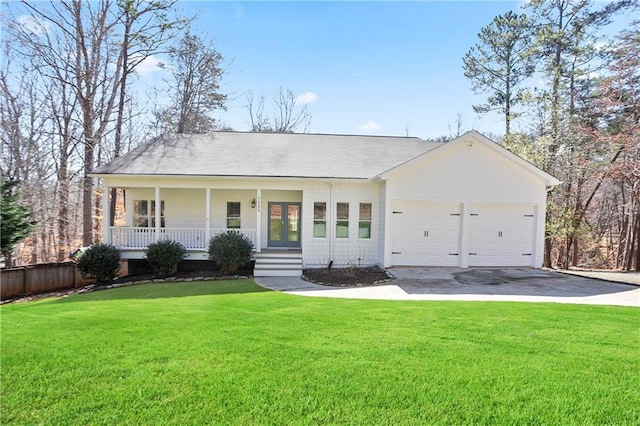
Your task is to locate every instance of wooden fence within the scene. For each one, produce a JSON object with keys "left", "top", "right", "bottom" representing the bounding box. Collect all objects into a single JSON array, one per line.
[{"left": 0, "top": 261, "right": 128, "bottom": 301}]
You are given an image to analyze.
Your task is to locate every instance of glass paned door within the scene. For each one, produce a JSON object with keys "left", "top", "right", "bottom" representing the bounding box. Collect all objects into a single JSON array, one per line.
[
  {"left": 269, "top": 204, "right": 282, "bottom": 243},
  {"left": 268, "top": 202, "right": 301, "bottom": 247}
]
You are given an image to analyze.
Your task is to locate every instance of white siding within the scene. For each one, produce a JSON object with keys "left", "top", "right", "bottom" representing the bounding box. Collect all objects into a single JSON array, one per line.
[
  {"left": 377, "top": 181, "right": 387, "bottom": 266},
  {"left": 387, "top": 140, "right": 547, "bottom": 203},
  {"left": 211, "top": 189, "right": 257, "bottom": 230},
  {"left": 301, "top": 181, "right": 382, "bottom": 268}
]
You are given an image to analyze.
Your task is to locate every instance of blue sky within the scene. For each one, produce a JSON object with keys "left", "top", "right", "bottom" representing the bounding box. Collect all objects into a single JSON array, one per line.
[
  {"left": 7, "top": 1, "right": 633, "bottom": 140},
  {"left": 150, "top": 0, "right": 525, "bottom": 139}
]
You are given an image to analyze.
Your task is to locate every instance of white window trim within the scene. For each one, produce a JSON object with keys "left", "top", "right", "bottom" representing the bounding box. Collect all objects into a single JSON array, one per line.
[
  {"left": 358, "top": 202, "right": 372, "bottom": 239},
  {"left": 336, "top": 201, "right": 349, "bottom": 239},
  {"left": 133, "top": 199, "right": 165, "bottom": 228},
  {"left": 226, "top": 201, "right": 241, "bottom": 229},
  {"left": 313, "top": 201, "right": 328, "bottom": 239}
]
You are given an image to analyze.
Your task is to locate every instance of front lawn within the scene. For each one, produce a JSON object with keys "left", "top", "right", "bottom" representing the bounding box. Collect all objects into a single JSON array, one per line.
[{"left": 1, "top": 280, "right": 638, "bottom": 424}]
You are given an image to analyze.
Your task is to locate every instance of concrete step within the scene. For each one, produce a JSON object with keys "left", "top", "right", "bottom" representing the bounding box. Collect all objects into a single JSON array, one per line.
[
  {"left": 255, "top": 251, "right": 302, "bottom": 259},
  {"left": 254, "top": 269, "right": 302, "bottom": 277},
  {"left": 255, "top": 263, "right": 302, "bottom": 270},
  {"left": 255, "top": 257, "right": 303, "bottom": 265},
  {"left": 254, "top": 251, "right": 303, "bottom": 277}
]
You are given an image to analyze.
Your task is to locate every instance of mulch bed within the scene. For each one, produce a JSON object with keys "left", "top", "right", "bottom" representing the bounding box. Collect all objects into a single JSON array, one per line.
[
  {"left": 302, "top": 266, "right": 393, "bottom": 287},
  {"left": 113, "top": 270, "right": 231, "bottom": 284}
]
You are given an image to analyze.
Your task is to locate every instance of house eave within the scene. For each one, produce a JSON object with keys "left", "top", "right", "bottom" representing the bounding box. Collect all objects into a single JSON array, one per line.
[{"left": 90, "top": 173, "right": 373, "bottom": 182}]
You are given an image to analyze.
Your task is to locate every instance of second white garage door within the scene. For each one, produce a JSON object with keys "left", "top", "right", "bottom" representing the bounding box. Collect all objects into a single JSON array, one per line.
[
  {"left": 468, "top": 204, "right": 536, "bottom": 266},
  {"left": 391, "top": 201, "right": 462, "bottom": 266}
]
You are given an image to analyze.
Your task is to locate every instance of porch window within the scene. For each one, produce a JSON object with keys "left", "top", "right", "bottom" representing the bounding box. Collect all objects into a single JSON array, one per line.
[
  {"left": 133, "top": 200, "right": 165, "bottom": 227},
  {"left": 227, "top": 202, "right": 241, "bottom": 228},
  {"left": 336, "top": 202, "right": 349, "bottom": 238},
  {"left": 313, "top": 202, "right": 326, "bottom": 238},
  {"left": 359, "top": 203, "right": 372, "bottom": 239}
]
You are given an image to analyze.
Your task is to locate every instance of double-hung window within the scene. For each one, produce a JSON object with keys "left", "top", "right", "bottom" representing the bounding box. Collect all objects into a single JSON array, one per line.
[
  {"left": 313, "top": 202, "right": 327, "bottom": 238},
  {"left": 336, "top": 202, "right": 349, "bottom": 238},
  {"left": 359, "top": 203, "right": 372, "bottom": 238},
  {"left": 133, "top": 200, "right": 165, "bottom": 227},
  {"left": 227, "top": 202, "right": 241, "bottom": 229}
]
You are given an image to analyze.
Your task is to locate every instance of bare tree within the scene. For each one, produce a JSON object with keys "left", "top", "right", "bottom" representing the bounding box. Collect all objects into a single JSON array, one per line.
[
  {"left": 11, "top": 0, "right": 186, "bottom": 246},
  {"left": 247, "top": 87, "right": 311, "bottom": 133},
  {"left": 0, "top": 41, "right": 59, "bottom": 264},
  {"left": 447, "top": 113, "right": 468, "bottom": 139}
]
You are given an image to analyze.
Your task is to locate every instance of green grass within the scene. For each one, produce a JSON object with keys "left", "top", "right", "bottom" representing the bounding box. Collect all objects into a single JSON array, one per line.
[{"left": 2, "top": 280, "right": 639, "bottom": 425}]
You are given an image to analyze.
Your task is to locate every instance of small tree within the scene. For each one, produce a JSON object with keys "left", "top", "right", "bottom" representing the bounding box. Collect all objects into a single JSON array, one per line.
[
  {"left": 208, "top": 231, "right": 254, "bottom": 275},
  {"left": 76, "top": 243, "right": 121, "bottom": 285},
  {"left": 145, "top": 239, "right": 186, "bottom": 277},
  {"left": 1, "top": 179, "right": 36, "bottom": 266}
]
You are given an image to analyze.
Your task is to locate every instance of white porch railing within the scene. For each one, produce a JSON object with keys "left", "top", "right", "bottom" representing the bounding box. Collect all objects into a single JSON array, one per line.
[{"left": 110, "top": 227, "right": 258, "bottom": 250}]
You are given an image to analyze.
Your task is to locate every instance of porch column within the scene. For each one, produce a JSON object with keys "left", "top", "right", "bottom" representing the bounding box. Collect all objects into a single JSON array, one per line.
[
  {"left": 102, "top": 181, "right": 111, "bottom": 244},
  {"left": 205, "top": 188, "right": 211, "bottom": 243},
  {"left": 155, "top": 187, "right": 161, "bottom": 242},
  {"left": 255, "top": 189, "right": 261, "bottom": 252}
]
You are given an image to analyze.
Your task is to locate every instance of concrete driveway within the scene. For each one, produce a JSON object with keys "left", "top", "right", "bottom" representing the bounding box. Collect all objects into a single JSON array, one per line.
[{"left": 254, "top": 267, "right": 640, "bottom": 307}]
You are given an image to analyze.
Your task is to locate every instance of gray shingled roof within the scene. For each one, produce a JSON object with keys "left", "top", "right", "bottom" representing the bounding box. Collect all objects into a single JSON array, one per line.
[{"left": 92, "top": 131, "right": 443, "bottom": 179}]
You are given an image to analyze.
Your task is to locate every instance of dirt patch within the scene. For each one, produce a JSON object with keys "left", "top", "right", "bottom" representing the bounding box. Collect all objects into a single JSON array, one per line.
[
  {"left": 1, "top": 286, "right": 96, "bottom": 305},
  {"left": 303, "top": 266, "right": 392, "bottom": 286}
]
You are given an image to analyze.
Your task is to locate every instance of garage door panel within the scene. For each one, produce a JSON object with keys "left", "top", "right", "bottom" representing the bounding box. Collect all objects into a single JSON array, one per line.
[
  {"left": 392, "top": 201, "right": 462, "bottom": 266},
  {"left": 468, "top": 204, "right": 535, "bottom": 267}
]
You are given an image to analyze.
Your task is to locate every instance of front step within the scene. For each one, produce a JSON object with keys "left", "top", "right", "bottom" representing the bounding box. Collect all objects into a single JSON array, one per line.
[{"left": 254, "top": 251, "right": 303, "bottom": 277}]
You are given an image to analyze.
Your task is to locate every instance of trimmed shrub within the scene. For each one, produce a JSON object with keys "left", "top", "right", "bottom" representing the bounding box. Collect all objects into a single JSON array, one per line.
[
  {"left": 76, "top": 243, "right": 121, "bottom": 285},
  {"left": 208, "top": 231, "right": 254, "bottom": 275},
  {"left": 145, "top": 239, "right": 186, "bottom": 277}
]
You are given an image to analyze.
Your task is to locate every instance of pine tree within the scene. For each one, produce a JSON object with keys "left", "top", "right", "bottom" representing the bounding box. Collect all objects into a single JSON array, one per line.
[
  {"left": 463, "top": 11, "right": 536, "bottom": 135},
  {"left": 1, "top": 179, "right": 36, "bottom": 266}
]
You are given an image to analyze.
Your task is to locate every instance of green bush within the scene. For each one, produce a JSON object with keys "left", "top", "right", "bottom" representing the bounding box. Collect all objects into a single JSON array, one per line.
[
  {"left": 145, "top": 239, "right": 186, "bottom": 277},
  {"left": 208, "top": 231, "right": 254, "bottom": 275},
  {"left": 76, "top": 243, "right": 121, "bottom": 285}
]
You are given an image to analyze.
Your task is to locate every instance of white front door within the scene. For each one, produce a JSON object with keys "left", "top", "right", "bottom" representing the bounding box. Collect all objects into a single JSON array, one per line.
[
  {"left": 468, "top": 204, "right": 536, "bottom": 266},
  {"left": 391, "top": 201, "right": 462, "bottom": 266}
]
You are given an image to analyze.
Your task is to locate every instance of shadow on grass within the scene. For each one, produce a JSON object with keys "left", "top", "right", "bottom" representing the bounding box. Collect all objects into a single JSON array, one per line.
[{"left": 56, "top": 279, "right": 270, "bottom": 303}]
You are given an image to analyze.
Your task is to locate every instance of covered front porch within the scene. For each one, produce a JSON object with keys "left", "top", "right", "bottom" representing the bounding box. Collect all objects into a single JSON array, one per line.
[{"left": 100, "top": 180, "right": 303, "bottom": 260}]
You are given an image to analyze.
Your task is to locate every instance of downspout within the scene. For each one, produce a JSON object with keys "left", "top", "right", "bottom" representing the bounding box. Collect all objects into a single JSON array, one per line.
[{"left": 329, "top": 180, "right": 334, "bottom": 264}]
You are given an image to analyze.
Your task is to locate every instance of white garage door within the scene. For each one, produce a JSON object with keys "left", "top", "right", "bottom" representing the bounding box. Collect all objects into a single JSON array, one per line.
[
  {"left": 391, "top": 201, "right": 462, "bottom": 266},
  {"left": 468, "top": 204, "right": 536, "bottom": 266}
]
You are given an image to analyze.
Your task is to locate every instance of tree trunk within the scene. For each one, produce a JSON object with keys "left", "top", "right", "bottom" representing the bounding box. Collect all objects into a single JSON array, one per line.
[
  {"left": 57, "top": 161, "right": 69, "bottom": 261},
  {"left": 562, "top": 235, "right": 570, "bottom": 269},
  {"left": 572, "top": 237, "right": 579, "bottom": 267},
  {"left": 544, "top": 237, "right": 553, "bottom": 268},
  {"left": 82, "top": 141, "right": 94, "bottom": 246},
  {"left": 635, "top": 213, "right": 640, "bottom": 272},
  {"left": 624, "top": 212, "right": 636, "bottom": 271}
]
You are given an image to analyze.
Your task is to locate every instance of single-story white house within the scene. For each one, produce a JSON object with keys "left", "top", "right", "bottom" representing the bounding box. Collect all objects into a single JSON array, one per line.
[{"left": 91, "top": 130, "right": 560, "bottom": 276}]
